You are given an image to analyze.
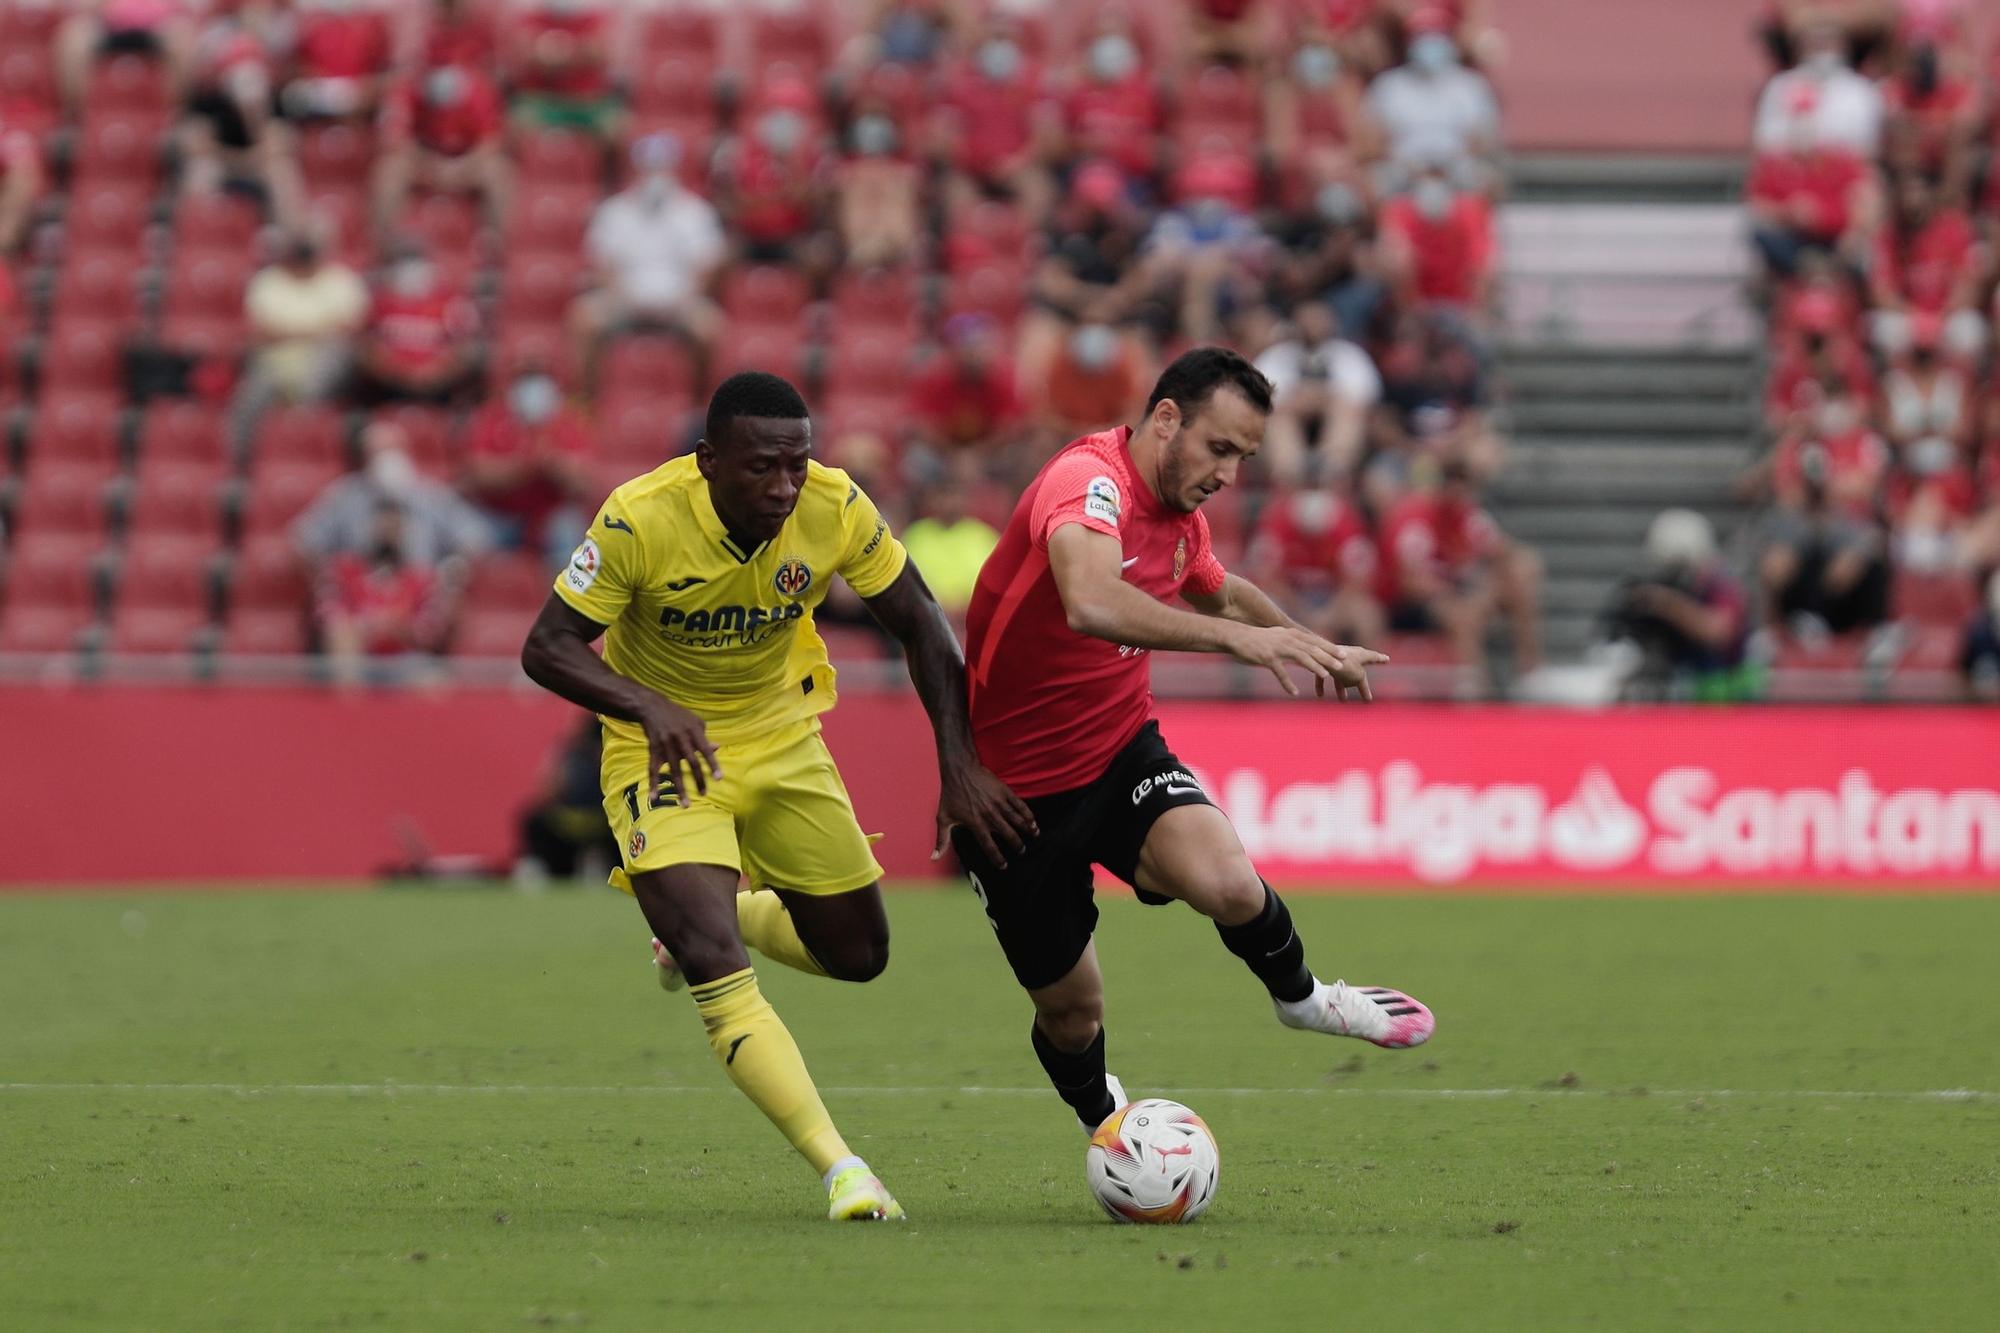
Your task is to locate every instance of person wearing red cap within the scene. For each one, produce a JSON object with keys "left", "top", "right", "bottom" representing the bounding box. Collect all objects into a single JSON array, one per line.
[
  {"left": 179, "top": 21, "right": 304, "bottom": 229},
  {"left": 1020, "top": 158, "right": 1160, "bottom": 402}
]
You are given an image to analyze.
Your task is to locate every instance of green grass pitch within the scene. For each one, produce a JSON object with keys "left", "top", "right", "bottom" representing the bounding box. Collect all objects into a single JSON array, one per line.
[{"left": 4, "top": 886, "right": 1997, "bottom": 1331}]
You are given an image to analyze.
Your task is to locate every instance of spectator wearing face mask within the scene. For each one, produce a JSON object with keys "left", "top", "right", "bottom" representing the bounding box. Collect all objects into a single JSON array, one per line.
[
  {"left": 279, "top": 0, "right": 395, "bottom": 123},
  {"left": 1044, "top": 323, "right": 1146, "bottom": 437},
  {"left": 373, "top": 61, "right": 512, "bottom": 239},
  {"left": 837, "top": 98, "right": 922, "bottom": 270},
  {"left": 1763, "top": 286, "right": 1876, "bottom": 433},
  {"left": 1245, "top": 484, "right": 1386, "bottom": 646},
  {"left": 294, "top": 421, "right": 492, "bottom": 588},
  {"left": 1752, "top": 21, "right": 1884, "bottom": 156},
  {"left": 1745, "top": 119, "right": 1881, "bottom": 279},
  {"left": 1867, "top": 174, "right": 1990, "bottom": 350},
  {"left": 711, "top": 76, "right": 837, "bottom": 274},
  {"left": 1019, "top": 160, "right": 1160, "bottom": 393},
  {"left": 1253, "top": 299, "right": 1383, "bottom": 485},
  {"left": 1363, "top": 8, "right": 1499, "bottom": 191},
  {"left": 1756, "top": 441, "right": 1891, "bottom": 641},
  {"left": 1878, "top": 313, "right": 1973, "bottom": 457},
  {"left": 1379, "top": 162, "right": 1496, "bottom": 314},
  {"left": 352, "top": 242, "right": 482, "bottom": 406},
  {"left": 1881, "top": 35, "right": 1983, "bottom": 200},
  {"left": 460, "top": 367, "right": 595, "bottom": 569},
  {"left": 1265, "top": 31, "right": 1384, "bottom": 189},
  {"left": 1061, "top": 17, "right": 1163, "bottom": 181},
  {"left": 932, "top": 16, "right": 1059, "bottom": 221},
  {"left": 859, "top": 0, "right": 958, "bottom": 69},
  {"left": 1765, "top": 376, "right": 1889, "bottom": 520},
  {"left": 1268, "top": 172, "right": 1386, "bottom": 342},
  {"left": 314, "top": 500, "right": 450, "bottom": 685},
  {"left": 507, "top": 0, "right": 622, "bottom": 144},
  {"left": 571, "top": 134, "right": 728, "bottom": 394},
  {"left": 1142, "top": 154, "right": 1265, "bottom": 343},
  {"left": 230, "top": 228, "right": 368, "bottom": 454},
  {"left": 180, "top": 22, "right": 304, "bottom": 229},
  {"left": 1603, "top": 510, "right": 1754, "bottom": 701},
  {"left": 908, "top": 313, "right": 1027, "bottom": 460}
]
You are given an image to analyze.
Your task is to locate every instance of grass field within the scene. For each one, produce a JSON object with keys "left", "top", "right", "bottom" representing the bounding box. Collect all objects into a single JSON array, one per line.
[{"left": 4, "top": 886, "right": 1997, "bottom": 1331}]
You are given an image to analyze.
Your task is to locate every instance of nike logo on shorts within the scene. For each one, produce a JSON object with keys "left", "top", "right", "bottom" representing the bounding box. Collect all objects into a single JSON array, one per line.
[
  {"left": 1164, "top": 783, "right": 1202, "bottom": 796},
  {"left": 1121, "top": 557, "right": 1140, "bottom": 569}
]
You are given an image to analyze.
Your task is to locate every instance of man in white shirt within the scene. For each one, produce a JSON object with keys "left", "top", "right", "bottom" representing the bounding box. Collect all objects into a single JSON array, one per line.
[
  {"left": 1253, "top": 299, "right": 1382, "bottom": 485},
  {"left": 1364, "top": 17, "right": 1500, "bottom": 192},
  {"left": 1752, "top": 22, "right": 1883, "bottom": 157},
  {"left": 569, "top": 134, "right": 728, "bottom": 392},
  {"left": 229, "top": 228, "right": 369, "bottom": 452}
]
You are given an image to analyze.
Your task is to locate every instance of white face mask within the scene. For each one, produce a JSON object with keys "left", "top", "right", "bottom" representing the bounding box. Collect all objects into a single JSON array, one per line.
[
  {"left": 389, "top": 261, "right": 433, "bottom": 298},
  {"left": 851, "top": 114, "right": 897, "bottom": 157},
  {"left": 1291, "top": 491, "right": 1338, "bottom": 535},
  {"left": 1316, "top": 181, "right": 1362, "bottom": 224},
  {"left": 1818, "top": 399, "right": 1859, "bottom": 436},
  {"left": 1412, "top": 178, "right": 1453, "bottom": 220},
  {"left": 509, "top": 375, "right": 560, "bottom": 424},
  {"left": 368, "top": 448, "right": 418, "bottom": 500},
  {"left": 758, "top": 109, "right": 805, "bottom": 154},
  {"left": 1805, "top": 49, "right": 1845, "bottom": 78},
  {"left": 425, "top": 67, "right": 467, "bottom": 107},
  {"left": 1908, "top": 436, "right": 1955, "bottom": 476},
  {"left": 1293, "top": 44, "right": 1340, "bottom": 88},
  {"left": 639, "top": 173, "right": 671, "bottom": 208},
  {"left": 1088, "top": 34, "right": 1138, "bottom": 83},
  {"left": 1409, "top": 34, "right": 1457, "bottom": 74},
  {"left": 1069, "top": 323, "right": 1117, "bottom": 371},
  {"left": 224, "top": 63, "right": 269, "bottom": 104},
  {"left": 976, "top": 38, "right": 1022, "bottom": 82}
]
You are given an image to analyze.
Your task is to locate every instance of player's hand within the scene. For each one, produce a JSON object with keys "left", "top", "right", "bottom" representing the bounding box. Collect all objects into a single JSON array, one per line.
[
  {"left": 636, "top": 696, "right": 721, "bottom": 807},
  {"left": 1320, "top": 641, "right": 1389, "bottom": 702},
  {"left": 1223, "top": 624, "right": 1359, "bottom": 698},
  {"left": 933, "top": 763, "right": 1039, "bottom": 869}
]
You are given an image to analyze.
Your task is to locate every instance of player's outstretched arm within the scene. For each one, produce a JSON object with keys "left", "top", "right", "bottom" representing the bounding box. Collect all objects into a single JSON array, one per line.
[
  {"left": 1049, "top": 524, "right": 1380, "bottom": 698},
  {"left": 1182, "top": 572, "right": 1387, "bottom": 701},
  {"left": 859, "top": 564, "right": 1039, "bottom": 868},
  {"left": 520, "top": 594, "right": 720, "bottom": 805}
]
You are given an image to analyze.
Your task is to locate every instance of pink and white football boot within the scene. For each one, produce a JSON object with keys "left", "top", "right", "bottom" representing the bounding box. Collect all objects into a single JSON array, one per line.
[{"left": 1276, "top": 978, "right": 1435, "bottom": 1049}]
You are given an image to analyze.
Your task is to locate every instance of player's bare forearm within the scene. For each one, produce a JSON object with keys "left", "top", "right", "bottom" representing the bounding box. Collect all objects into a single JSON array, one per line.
[
  {"left": 860, "top": 564, "right": 977, "bottom": 760},
  {"left": 1048, "top": 524, "right": 1240, "bottom": 654},
  {"left": 1184, "top": 573, "right": 1296, "bottom": 630},
  {"left": 519, "top": 594, "right": 659, "bottom": 724}
]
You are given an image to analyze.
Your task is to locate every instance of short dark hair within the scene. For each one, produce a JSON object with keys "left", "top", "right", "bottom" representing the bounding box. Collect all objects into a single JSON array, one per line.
[
  {"left": 704, "top": 371, "right": 810, "bottom": 447},
  {"left": 1143, "top": 346, "right": 1274, "bottom": 421}
]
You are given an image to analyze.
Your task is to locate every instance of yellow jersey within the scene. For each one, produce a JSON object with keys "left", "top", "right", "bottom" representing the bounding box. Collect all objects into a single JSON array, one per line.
[{"left": 554, "top": 455, "right": 908, "bottom": 747}]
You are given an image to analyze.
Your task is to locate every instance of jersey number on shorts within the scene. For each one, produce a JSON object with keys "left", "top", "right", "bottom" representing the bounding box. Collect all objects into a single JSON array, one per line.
[{"left": 622, "top": 779, "right": 681, "bottom": 820}]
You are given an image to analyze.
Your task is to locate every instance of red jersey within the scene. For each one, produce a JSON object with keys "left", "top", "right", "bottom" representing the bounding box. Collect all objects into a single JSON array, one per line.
[
  {"left": 385, "top": 73, "right": 503, "bottom": 157},
  {"left": 513, "top": 7, "right": 612, "bottom": 97},
  {"left": 964, "top": 428, "right": 1228, "bottom": 796},
  {"left": 1377, "top": 491, "right": 1499, "bottom": 602},
  {"left": 295, "top": 12, "right": 393, "bottom": 80},
  {"left": 724, "top": 138, "right": 829, "bottom": 244},
  {"left": 1380, "top": 194, "right": 1494, "bottom": 304},
  {"left": 1877, "top": 209, "right": 1978, "bottom": 313},
  {"left": 909, "top": 360, "right": 1024, "bottom": 446},
  {"left": 1747, "top": 150, "right": 1867, "bottom": 242},
  {"left": 938, "top": 57, "right": 1049, "bottom": 177},
  {"left": 1246, "top": 492, "right": 1377, "bottom": 596},
  {"left": 324, "top": 557, "right": 436, "bottom": 655},
  {"left": 1065, "top": 75, "right": 1161, "bottom": 178},
  {"left": 367, "top": 286, "right": 476, "bottom": 374}
]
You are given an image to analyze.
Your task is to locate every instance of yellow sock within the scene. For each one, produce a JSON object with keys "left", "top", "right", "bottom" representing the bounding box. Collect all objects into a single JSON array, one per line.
[
  {"left": 689, "top": 968, "right": 850, "bottom": 1174},
  {"left": 736, "top": 889, "right": 829, "bottom": 977}
]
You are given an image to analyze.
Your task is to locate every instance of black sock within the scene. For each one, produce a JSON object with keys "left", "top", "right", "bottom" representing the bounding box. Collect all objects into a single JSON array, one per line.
[
  {"left": 1031, "top": 1022, "right": 1114, "bottom": 1126},
  {"left": 1215, "top": 881, "right": 1314, "bottom": 1003}
]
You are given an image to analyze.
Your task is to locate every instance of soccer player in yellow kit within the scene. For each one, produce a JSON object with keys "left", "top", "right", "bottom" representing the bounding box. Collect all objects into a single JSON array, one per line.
[{"left": 521, "top": 372, "right": 1034, "bottom": 1221}]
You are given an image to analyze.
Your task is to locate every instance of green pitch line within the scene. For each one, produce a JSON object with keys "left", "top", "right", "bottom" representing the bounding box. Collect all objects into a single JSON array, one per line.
[{"left": 2, "top": 887, "right": 1996, "bottom": 1331}]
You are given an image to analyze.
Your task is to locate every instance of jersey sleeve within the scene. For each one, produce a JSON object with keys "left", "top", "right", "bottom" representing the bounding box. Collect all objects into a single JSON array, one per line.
[
  {"left": 1183, "top": 510, "right": 1227, "bottom": 598},
  {"left": 834, "top": 477, "right": 909, "bottom": 598},
  {"left": 553, "top": 496, "right": 644, "bottom": 625},
  {"left": 1030, "top": 450, "right": 1124, "bottom": 549}
]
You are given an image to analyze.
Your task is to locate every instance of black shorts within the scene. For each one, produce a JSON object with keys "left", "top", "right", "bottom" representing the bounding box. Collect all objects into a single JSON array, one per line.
[{"left": 951, "top": 720, "right": 1214, "bottom": 991}]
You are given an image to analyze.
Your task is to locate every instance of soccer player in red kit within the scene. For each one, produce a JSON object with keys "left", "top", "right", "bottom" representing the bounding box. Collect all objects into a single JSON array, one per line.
[{"left": 957, "top": 347, "right": 1435, "bottom": 1133}]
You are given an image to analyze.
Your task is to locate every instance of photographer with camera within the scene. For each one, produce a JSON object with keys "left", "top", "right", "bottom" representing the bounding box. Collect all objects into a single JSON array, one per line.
[{"left": 1604, "top": 510, "right": 1754, "bottom": 701}]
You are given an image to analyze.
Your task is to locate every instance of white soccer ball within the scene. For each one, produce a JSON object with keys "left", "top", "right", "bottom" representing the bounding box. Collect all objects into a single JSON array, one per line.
[{"left": 1084, "top": 1098, "right": 1219, "bottom": 1224}]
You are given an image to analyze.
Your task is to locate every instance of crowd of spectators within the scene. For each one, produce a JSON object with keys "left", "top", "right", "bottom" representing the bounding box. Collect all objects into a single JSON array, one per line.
[
  {"left": 0, "top": 0, "right": 1540, "bottom": 692},
  {"left": 1744, "top": 0, "right": 2000, "bottom": 695}
]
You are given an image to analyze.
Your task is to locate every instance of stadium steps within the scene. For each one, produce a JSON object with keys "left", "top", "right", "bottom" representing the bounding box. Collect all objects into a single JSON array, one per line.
[{"left": 1491, "top": 161, "right": 1760, "bottom": 663}]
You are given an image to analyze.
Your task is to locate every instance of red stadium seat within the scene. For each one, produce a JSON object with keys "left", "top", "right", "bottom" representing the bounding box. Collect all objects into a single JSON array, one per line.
[
  {"left": 53, "top": 252, "right": 140, "bottom": 324},
  {"left": 639, "top": 7, "right": 721, "bottom": 61},
  {"left": 40, "top": 323, "right": 127, "bottom": 403},
  {"left": 1893, "top": 569, "right": 1977, "bottom": 628},
  {"left": 818, "top": 624, "right": 890, "bottom": 665},
  {"left": 74, "top": 111, "right": 166, "bottom": 188},
  {"left": 368, "top": 405, "right": 457, "bottom": 471},
  {"left": 507, "top": 187, "right": 596, "bottom": 255},
  {"left": 465, "top": 554, "right": 551, "bottom": 613},
  {"left": 156, "top": 312, "right": 249, "bottom": 362},
  {"left": 401, "top": 189, "right": 483, "bottom": 258},
  {"left": 304, "top": 188, "right": 373, "bottom": 269},
  {"left": 0, "top": 599, "right": 97, "bottom": 654},
  {"left": 516, "top": 129, "right": 602, "bottom": 189},
  {"left": 220, "top": 607, "right": 310, "bottom": 655},
  {"left": 499, "top": 254, "right": 584, "bottom": 326},
  {"left": 240, "top": 460, "right": 343, "bottom": 537},
  {"left": 136, "top": 402, "right": 228, "bottom": 466},
  {"left": 90, "top": 53, "right": 169, "bottom": 113},
  {"left": 108, "top": 601, "right": 210, "bottom": 654},
  {"left": 453, "top": 607, "right": 536, "bottom": 657},
  {"left": 632, "top": 52, "right": 717, "bottom": 119},
  {"left": 601, "top": 334, "right": 698, "bottom": 401},
  {"left": 712, "top": 324, "right": 805, "bottom": 383},
  {"left": 9, "top": 461, "right": 117, "bottom": 536},
  {"left": 0, "top": 43, "right": 56, "bottom": 124},
  {"left": 299, "top": 122, "right": 376, "bottom": 191},
  {"left": 597, "top": 391, "right": 693, "bottom": 468},
  {"left": 115, "top": 532, "right": 219, "bottom": 608},
  {"left": 722, "top": 264, "right": 812, "bottom": 327},
  {"left": 947, "top": 200, "right": 1031, "bottom": 266},
  {"left": 124, "top": 460, "right": 229, "bottom": 538},
  {"left": 171, "top": 190, "right": 263, "bottom": 256},
  {"left": 818, "top": 393, "right": 903, "bottom": 445},
  {"left": 2, "top": 530, "right": 105, "bottom": 611},
  {"left": 161, "top": 250, "right": 254, "bottom": 322},
  {"left": 253, "top": 406, "right": 348, "bottom": 466},
  {"left": 830, "top": 266, "right": 918, "bottom": 332},
  {"left": 489, "top": 322, "right": 577, "bottom": 389},
  {"left": 27, "top": 397, "right": 124, "bottom": 467},
  {"left": 942, "top": 264, "right": 1027, "bottom": 327},
  {"left": 65, "top": 182, "right": 151, "bottom": 253},
  {"left": 750, "top": 5, "right": 833, "bottom": 67},
  {"left": 824, "top": 330, "right": 912, "bottom": 397},
  {"left": 1174, "top": 63, "right": 1259, "bottom": 150},
  {"left": 227, "top": 534, "right": 309, "bottom": 612}
]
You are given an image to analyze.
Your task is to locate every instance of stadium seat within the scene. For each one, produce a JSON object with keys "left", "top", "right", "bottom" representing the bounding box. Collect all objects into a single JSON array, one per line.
[
  {"left": 942, "top": 264, "right": 1027, "bottom": 328},
  {"left": 220, "top": 606, "right": 310, "bottom": 656},
  {"left": 823, "top": 330, "right": 913, "bottom": 396},
  {"left": 0, "top": 598, "right": 97, "bottom": 654},
  {"left": 124, "top": 460, "right": 229, "bottom": 539},
  {"left": 818, "top": 393, "right": 902, "bottom": 445},
  {"left": 749, "top": 5, "right": 833, "bottom": 67},
  {"left": 368, "top": 405, "right": 457, "bottom": 472},
  {"left": 507, "top": 187, "right": 596, "bottom": 256},
  {"left": 499, "top": 255, "right": 584, "bottom": 326},
  {"left": 830, "top": 266, "right": 918, "bottom": 332},
  {"left": 240, "top": 460, "right": 343, "bottom": 538},
  {"left": 722, "top": 264, "right": 813, "bottom": 327},
  {"left": 107, "top": 601, "right": 210, "bottom": 654},
  {"left": 453, "top": 607, "right": 536, "bottom": 657},
  {"left": 0, "top": 51, "right": 57, "bottom": 139},
  {"left": 631, "top": 52, "right": 717, "bottom": 119},
  {"left": 53, "top": 252, "right": 140, "bottom": 324},
  {"left": 1893, "top": 569, "right": 1977, "bottom": 628},
  {"left": 253, "top": 406, "right": 349, "bottom": 467},
  {"left": 161, "top": 250, "right": 254, "bottom": 322},
  {"left": 115, "top": 532, "right": 220, "bottom": 608},
  {"left": 74, "top": 111, "right": 167, "bottom": 188},
  {"left": 39, "top": 323, "right": 127, "bottom": 404},
  {"left": 639, "top": 6, "right": 721, "bottom": 62},
  {"left": 947, "top": 200, "right": 1031, "bottom": 267},
  {"left": 2, "top": 530, "right": 106, "bottom": 612},
  {"left": 401, "top": 189, "right": 484, "bottom": 258},
  {"left": 227, "top": 534, "right": 309, "bottom": 612},
  {"left": 304, "top": 189, "right": 373, "bottom": 269},
  {"left": 63, "top": 182, "right": 151, "bottom": 253},
  {"left": 155, "top": 312, "right": 249, "bottom": 362},
  {"left": 10, "top": 461, "right": 117, "bottom": 536},
  {"left": 466, "top": 554, "right": 551, "bottom": 613},
  {"left": 818, "top": 624, "right": 891, "bottom": 665},
  {"left": 598, "top": 391, "right": 694, "bottom": 468},
  {"left": 516, "top": 130, "right": 602, "bottom": 190},
  {"left": 299, "top": 123, "right": 376, "bottom": 191},
  {"left": 1174, "top": 64, "right": 1259, "bottom": 152},
  {"left": 171, "top": 190, "right": 263, "bottom": 257},
  {"left": 135, "top": 402, "right": 228, "bottom": 466},
  {"left": 89, "top": 53, "right": 169, "bottom": 113},
  {"left": 712, "top": 325, "right": 806, "bottom": 384},
  {"left": 26, "top": 397, "right": 125, "bottom": 468},
  {"left": 601, "top": 334, "right": 698, "bottom": 401},
  {"left": 489, "top": 322, "right": 576, "bottom": 388}
]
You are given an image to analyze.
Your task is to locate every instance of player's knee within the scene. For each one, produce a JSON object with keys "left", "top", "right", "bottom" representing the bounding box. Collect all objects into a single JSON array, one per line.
[
  {"left": 1189, "top": 859, "right": 1265, "bottom": 926},
  {"left": 1035, "top": 998, "right": 1103, "bottom": 1053},
  {"left": 819, "top": 929, "right": 890, "bottom": 984},
  {"left": 668, "top": 928, "right": 751, "bottom": 983}
]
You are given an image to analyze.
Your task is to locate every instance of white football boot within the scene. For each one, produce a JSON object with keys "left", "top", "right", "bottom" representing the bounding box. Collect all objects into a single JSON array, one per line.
[{"left": 1276, "top": 979, "right": 1435, "bottom": 1048}]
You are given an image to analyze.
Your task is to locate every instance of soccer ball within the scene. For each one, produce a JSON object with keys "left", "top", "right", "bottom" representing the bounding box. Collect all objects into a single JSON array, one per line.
[{"left": 1085, "top": 1099, "right": 1219, "bottom": 1224}]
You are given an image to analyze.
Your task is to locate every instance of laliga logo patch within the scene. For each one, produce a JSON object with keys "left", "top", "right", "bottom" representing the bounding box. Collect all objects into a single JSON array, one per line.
[
  {"left": 1173, "top": 537, "right": 1187, "bottom": 581},
  {"left": 773, "top": 558, "right": 813, "bottom": 598},
  {"left": 1084, "top": 475, "right": 1121, "bottom": 526},
  {"left": 628, "top": 829, "right": 647, "bottom": 860},
  {"left": 565, "top": 538, "right": 601, "bottom": 593}
]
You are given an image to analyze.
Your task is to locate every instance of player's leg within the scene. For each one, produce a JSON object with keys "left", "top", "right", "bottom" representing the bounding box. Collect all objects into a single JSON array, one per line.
[
  {"left": 770, "top": 884, "right": 890, "bottom": 983},
  {"left": 1027, "top": 941, "right": 1126, "bottom": 1133}
]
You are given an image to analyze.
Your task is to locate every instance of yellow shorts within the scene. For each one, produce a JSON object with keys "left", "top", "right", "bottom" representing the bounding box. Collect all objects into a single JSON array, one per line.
[{"left": 601, "top": 716, "right": 885, "bottom": 896}]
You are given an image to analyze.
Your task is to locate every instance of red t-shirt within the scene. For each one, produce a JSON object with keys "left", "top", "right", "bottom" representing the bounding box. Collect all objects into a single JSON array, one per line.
[
  {"left": 325, "top": 556, "right": 435, "bottom": 655},
  {"left": 1381, "top": 194, "right": 1493, "bottom": 304},
  {"left": 1773, "top": 427, "right": 1890, "bottom": 516},
  {"left": 425, "top": 14, "right": 499, "bottom": 69},
  {"left": 1747, "top": 150, "right": 1867, "bottom": 242},
  {"left": 1065, "top": 75, "right": 1161, "bottom": 178},
  {"left": 1764, "top": 344, "right": 1877, "bottom": 421},
  {"left": 385, "top": 74, "right": 503, "bottom": 156},
  {"left": 939, "top": 57, "right": 1048, "bottom": 177},
  {"left": 1877, "top": 209, "right": 1978, "bottom": 313},
  {"left": 1247, "top": 494, "right": 1378, "bottom": 596},
  {"left": 964, "top": 427, "right": 1228, "bottom": 796},
  {"left": 725, "top": 138, "right": 828, "bottom": 244},
  {"left": 513, "top": 8, "right": 612, "bottom": 97},
  {"left": 368, "top": 286, "right": 477, "bottom": 374},
  {"left": 295, "top": 12, "right": 393, "bottom": 80},
  {"left": 1376, "top": 491, "right": 1499, "bottom": 603},
  {"left": 1881, "top": 77, "right": 1976, "bottom": 173},
  {"left": 465, "top": 402, "right": 591, "bottom": 463},
  {"left": 910, "top": 361, "right": 1025, "bottom": 446}
]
